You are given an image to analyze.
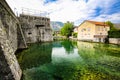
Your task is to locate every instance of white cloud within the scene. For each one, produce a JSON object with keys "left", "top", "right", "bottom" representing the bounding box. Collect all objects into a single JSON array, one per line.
[
  {"left": 93, "top": 13, "right": 120, "bottom": 23},
  {"left": 6, "top": 0, "right": 120, "bottom": 25}
]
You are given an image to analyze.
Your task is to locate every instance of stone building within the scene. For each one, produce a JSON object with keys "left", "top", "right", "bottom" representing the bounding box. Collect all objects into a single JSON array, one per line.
[
  {"left": 77, "top": 20, "right": 110, "bottom": 42},
  {"left": 19, "top": 14, "right": 53, "bottom": 43}
]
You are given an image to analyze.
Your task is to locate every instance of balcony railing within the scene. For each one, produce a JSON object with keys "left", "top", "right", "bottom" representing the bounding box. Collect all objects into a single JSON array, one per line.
[{"left": 94, "top": 35, "right": 107, "bottom": 38}]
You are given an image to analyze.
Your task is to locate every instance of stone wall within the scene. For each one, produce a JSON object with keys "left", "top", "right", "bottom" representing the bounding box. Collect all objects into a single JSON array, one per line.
[
  {"left": 0, "top": 20, "right": 22, "bottom": 80},
  {"left": 0, "top": 0, "right": 23, "bottom": 80},
  {"left": 17, "top": 23, "right": 27, "bottom": 49},
  {"left": 109, "top": 38, "right": 120, "bottom": 45},
  {"left": 0, "top": 2, "right": 18, "bottom": 52},
  {"left": 0, "top": 0, "right": 53, "bottom": 79},
  {"left": 19, "top": 14, "right": 53, "bottom": 43}
]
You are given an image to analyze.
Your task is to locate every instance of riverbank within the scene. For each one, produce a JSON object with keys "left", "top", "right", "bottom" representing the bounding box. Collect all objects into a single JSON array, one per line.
[{"left": 69, "top": 37, "right": 120, "bottom": 45}]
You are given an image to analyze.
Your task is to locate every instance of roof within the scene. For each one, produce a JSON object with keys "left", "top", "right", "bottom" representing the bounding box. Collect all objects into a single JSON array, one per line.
[{"left": 86, "top": 20, "right": 109, "bottom": 26}]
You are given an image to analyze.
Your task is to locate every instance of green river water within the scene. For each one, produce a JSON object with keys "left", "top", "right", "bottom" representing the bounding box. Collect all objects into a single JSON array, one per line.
[{"left": 17, "top": 40, "right": 120, "bottom": 80}]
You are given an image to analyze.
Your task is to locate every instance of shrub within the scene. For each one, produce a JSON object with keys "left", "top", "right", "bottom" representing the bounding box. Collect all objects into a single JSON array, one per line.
[
  {"left": 72, "top": 32, "right": 78, "bottom": 38},
  {"left": 108, "top": 30, "right": 120, "bottom": 38}
]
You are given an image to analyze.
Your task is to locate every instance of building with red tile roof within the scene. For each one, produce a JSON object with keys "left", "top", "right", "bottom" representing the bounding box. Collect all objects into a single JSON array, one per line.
[{"left": 77, "top": 20, "right": 110, "bottom": 42}]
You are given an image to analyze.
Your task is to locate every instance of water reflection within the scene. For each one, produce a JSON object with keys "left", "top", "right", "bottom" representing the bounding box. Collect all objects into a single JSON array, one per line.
[
  {"left": 61, "top": 40, "right": 74, "bottom": 54},
  {"left": 77, "top": 41, "right": 96, "bottom": 59},
  {"left": 52, "top": 41, "right": 82, "bottom": 64},
  {"left": 17, "top": 43, "right": 52, "bottom": 70},
  {"left": 17, "top": 40, "right": 120, "bottom": 80},
  {"left": 77, "top": 41, "right": 120, "bottom": 80}
]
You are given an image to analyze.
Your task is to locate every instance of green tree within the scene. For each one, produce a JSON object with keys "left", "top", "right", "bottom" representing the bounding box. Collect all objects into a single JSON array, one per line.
[
  {"left": 60, "top": 22, "right": 73, "bottom": 38},
  {"left": 106, "top": 21, "right": 117, "bottom": 31},
  {"left": 72, "top": 32, "right": 78, "bottom": 38}
]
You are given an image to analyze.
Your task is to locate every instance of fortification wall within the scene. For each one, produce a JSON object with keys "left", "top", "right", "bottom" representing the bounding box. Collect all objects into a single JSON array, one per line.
[
  {"left": 0, "top": 0, "right": 53, "bottom": 79},
  {"left": 19, "top": 14, "right": 53, "bottom": 43},
  {"left": 0, "top": 0, "right": 23, "bottom": 80},
  {"left": 0, "top": 20, "right": 22, "bottom": 80}
]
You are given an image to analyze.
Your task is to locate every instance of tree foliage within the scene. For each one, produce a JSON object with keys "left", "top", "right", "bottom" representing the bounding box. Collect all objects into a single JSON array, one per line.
[
  {"left": 106, "top": 21, "right": 117, "bottom": 31},
  {"left": 72, "top": 32, "right": 78, "bottom": 38},
  {"left": 106, "top": 21, "right": 120, "bottom": 38},
  {"left": 108, "top": 30, "right": 120, "bottom": 38},
  {"left": 60, "top": 22, "right": 73, "bottom": 37}
]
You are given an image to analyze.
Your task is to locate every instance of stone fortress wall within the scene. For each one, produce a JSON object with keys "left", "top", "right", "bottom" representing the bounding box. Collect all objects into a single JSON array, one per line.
[
  {"left": 0, "top": 0, "right": 23, "bottom": 79},
  {"left": 19, "top": 14, "right": 53, "bottom": 43},
  {"left": 0, "top": 0, "right": 53, "bottom": 80}
]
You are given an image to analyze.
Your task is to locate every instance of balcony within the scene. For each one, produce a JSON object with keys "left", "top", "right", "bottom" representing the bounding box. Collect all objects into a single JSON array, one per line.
[{"left": 94, "top": 35, "right": 107, "bottom": 38}]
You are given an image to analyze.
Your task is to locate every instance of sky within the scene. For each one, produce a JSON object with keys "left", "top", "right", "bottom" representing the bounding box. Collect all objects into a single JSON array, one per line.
[{"left": 6, "top": 0, "right": 120, "bottom": 26}]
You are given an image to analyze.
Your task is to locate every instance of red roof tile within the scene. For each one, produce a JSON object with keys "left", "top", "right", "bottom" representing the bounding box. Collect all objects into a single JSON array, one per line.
[{"left": 86, "top": 20, "right": 109, "bottom": 26}]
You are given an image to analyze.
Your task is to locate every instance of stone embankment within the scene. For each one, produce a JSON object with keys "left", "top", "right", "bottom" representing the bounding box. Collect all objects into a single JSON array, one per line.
[{"left": 109, "top": 38, "right": 120, "bottom": 45}]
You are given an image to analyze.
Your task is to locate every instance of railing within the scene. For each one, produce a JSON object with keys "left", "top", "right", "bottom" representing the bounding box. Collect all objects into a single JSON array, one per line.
[
  {"left": 94, "top": 35, "right": 107, "bottom": 38},
  {"left": 21, "top": 8, "right": 49, "bottom": 17}
]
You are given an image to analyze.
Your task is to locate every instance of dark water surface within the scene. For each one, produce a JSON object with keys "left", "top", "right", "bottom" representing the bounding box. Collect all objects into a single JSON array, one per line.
[{"left": 17, "top": 40, "right": 120, "bottom": 80}]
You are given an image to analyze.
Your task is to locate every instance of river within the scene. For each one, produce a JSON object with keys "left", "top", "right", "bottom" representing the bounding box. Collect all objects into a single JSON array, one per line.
[{"left": 17, "top": 40, "right": 120, "bottom": 80}]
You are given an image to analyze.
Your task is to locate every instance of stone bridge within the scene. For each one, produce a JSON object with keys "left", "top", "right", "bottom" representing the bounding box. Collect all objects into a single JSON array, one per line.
[{"left": 0, "top": 0, "right": 27, "bottom": 80}]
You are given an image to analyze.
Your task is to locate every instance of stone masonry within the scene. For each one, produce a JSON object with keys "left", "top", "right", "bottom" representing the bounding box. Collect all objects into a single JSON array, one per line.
[
  {"left": 109, "top": 38, "right": 120, "bottom": 45},
  {"left": 0, "top": 0, "right": 24, "bottom": 80},
  {"left": 0, "top": 2, "right": 118, "bottom": 80},
  {"left": 0, "top": 0, "right": 53, "bottom": 79},
  {"left": 19, "top": 14, "right": 53, "bottom": 43},
  {"left": 0, "top": 20, "right": 22, "bottom": 80}
]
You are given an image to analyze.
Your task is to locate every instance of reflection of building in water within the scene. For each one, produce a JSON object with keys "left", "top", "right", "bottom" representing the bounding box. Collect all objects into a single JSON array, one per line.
[
  {"left": 19, "top": 14, "right": 53, "bottom": 43},
  {"left": 77, "top": 41, "right": 95, "bottom": 58},
  {"left": 52, "top": 47, "right": 82, "bottom": 64},
  {"left": 17, "top": 43, "right": 52, "bottom": 69}
]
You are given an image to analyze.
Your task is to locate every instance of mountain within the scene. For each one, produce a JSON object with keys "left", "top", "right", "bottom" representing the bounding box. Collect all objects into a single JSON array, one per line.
[
  {"left": 50, "top": 21, "right": 64, "bottom": 31},
  {"left": 114, "top": 23, "right": 120, "bottom": 29}
]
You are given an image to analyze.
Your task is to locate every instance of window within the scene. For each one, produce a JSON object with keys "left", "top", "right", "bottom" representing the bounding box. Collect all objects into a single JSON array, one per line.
[
  {"left": 105, "top": 28, "right": 107, "bottom": 31},
  {"left": 88, "top": 28, "right": 90, "bottom": 31},
  {"left": 84, "top": 28, "right": 86, "bottom": 31},
  {"left": 35, "top": 25, "right": 44, "bottom": 28},
  {"left": 98, "top": 26, "right": 100, "bottom": 31},
  {"left": 28, "top": 32, "right": 32, "bottom": 35},
  {"left": 102, "top": 27, "right": 104, "bottom": 31},
  {"left": 42, "top": 18, "right": 44, "bottom": 20},
  {"left": 81, "top": 28, "right": 87, "bottom": 32},
  {"left": 81, "top": 29, "right": 83, "bottom": 32}
]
